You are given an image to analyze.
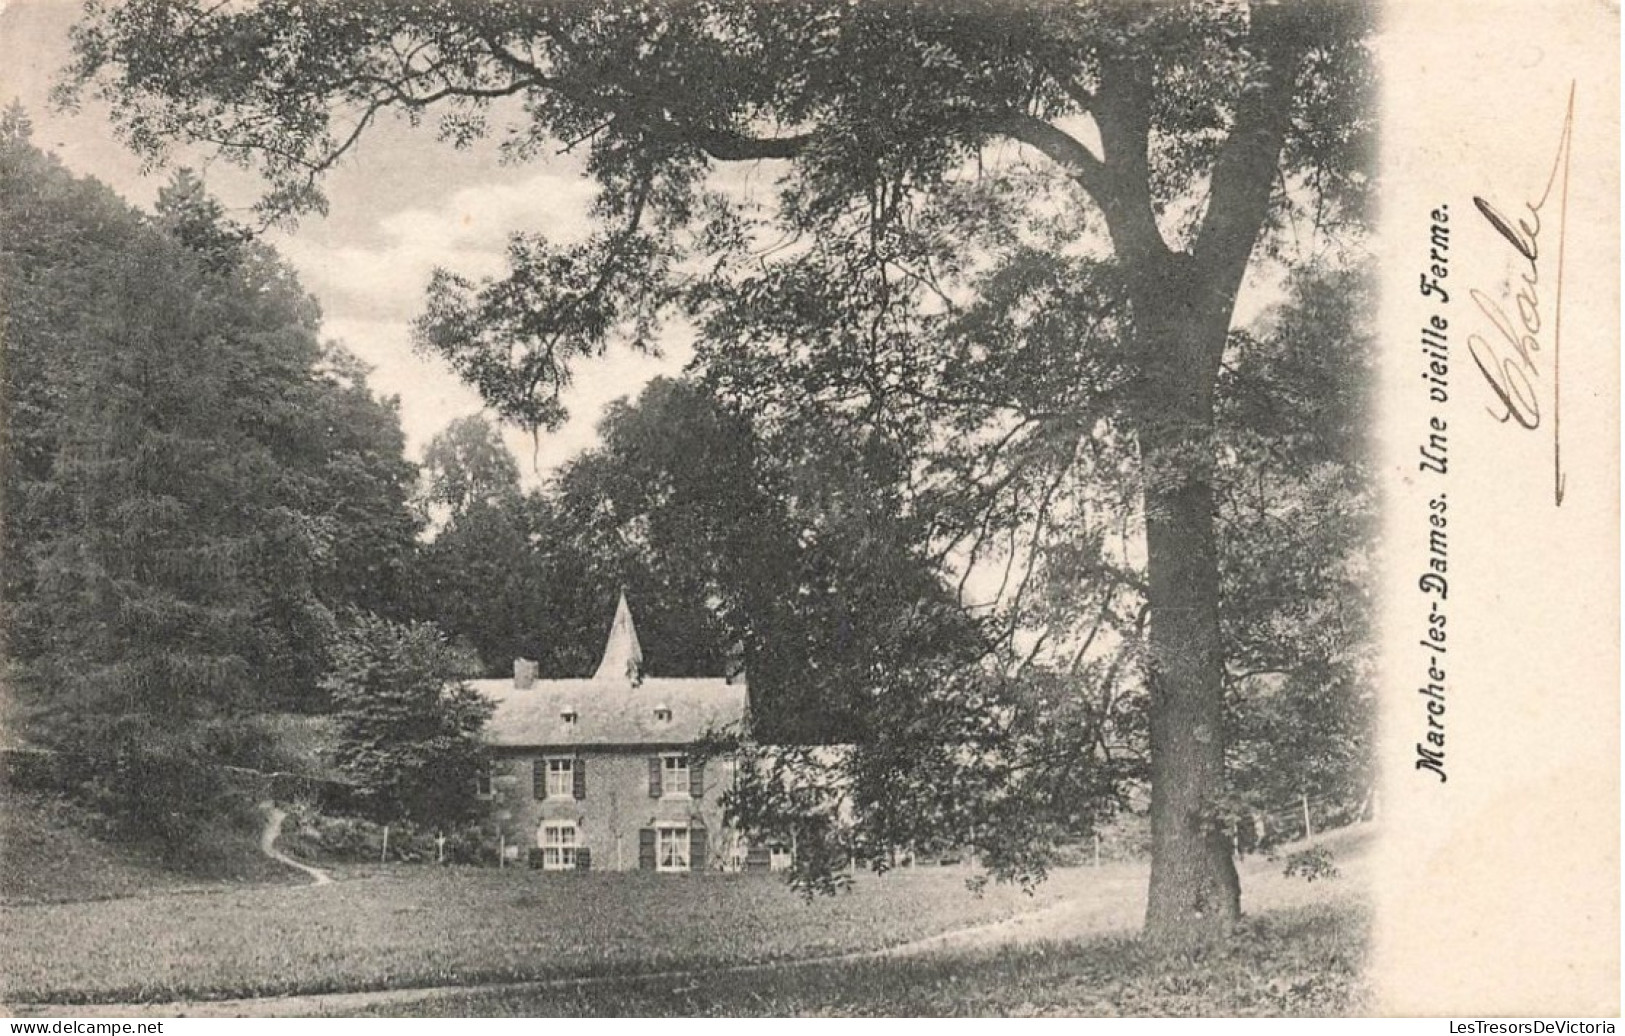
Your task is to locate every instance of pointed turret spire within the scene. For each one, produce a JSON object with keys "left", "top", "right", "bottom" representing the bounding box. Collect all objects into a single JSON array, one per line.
[{"left": 593, "top": 590, "right": 644, "bottom": 683}]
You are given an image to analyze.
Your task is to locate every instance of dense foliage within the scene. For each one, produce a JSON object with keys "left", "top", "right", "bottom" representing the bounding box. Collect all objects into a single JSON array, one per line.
[
  {"left": 1216, "top": 268, "right": 1376, "bottom": 838},
  {"left": 320, "top": 615, "right": 492, "bottom": 827},
  {"left": 0, "top": 108, "right": 423, "bottom": 847},
  {"left": 415, "top": 385, "right": 982, "bottom": 744}
]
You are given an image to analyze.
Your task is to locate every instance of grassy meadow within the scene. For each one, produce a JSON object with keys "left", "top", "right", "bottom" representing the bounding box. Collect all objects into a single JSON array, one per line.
[
  {"left": 346, "top": 902, "right": 1368, "bottom": 1017},
  {"left": 3, "top": 861, "right": 1109, "bottom": 1005},
  {"left": 0, "top": 791, "right": 299, "bottom": 905},
  {"left": 1, "top": 793, "right": 1373, "bottom": 1015}
]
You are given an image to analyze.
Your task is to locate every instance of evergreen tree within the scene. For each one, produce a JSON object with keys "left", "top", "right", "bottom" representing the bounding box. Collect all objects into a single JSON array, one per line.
[
  {"left": 321, "top": 615, "right": 492, "bottom": 828},
  {"left": 1, "top": 123, "right": 422, "bottom": 845}
]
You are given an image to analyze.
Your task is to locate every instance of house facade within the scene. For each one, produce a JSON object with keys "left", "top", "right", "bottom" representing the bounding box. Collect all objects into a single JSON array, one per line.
[{"left": 468, "top": 594, "right": 752, "bottom": 872}]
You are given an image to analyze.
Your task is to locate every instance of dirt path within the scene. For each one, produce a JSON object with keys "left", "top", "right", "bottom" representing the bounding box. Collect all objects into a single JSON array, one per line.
[
  {"left": 13, "top": 880, "right": 1128, "bottom": 1018},
  {"left": 258, "top": 806, "right": 331, "bottom": 887}
]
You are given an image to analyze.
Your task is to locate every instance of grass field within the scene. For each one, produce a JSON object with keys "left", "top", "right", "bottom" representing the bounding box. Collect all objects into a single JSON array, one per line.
[
  {"left": 3, "top": 862, "right": 1113, "bottom": 1005},
  {"left": 1, "top": 796, "right": 1373, "bottom": 1015},
  {"left": 0, "top": 791, "right": 297, "bottom": 906},
  {"left": 345, "top": 902, "right": 1368, "bottom": 1017}
]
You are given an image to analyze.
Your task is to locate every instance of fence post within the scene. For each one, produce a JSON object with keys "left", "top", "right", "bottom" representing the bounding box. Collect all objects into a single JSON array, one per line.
[
  {"left": 381, "top": 824, "right": 390, "bottom": 864},
  {"left": 1301, "top": 793, "right": 1313, "bottom": 841}
]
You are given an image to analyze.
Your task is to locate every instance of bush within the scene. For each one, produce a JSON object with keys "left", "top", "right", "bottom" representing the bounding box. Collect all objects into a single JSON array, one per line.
[
  {"left": 321, "top": 615, "right": 493, "bottom": 829},
  {"left": 76, "top": 730, "right": 262, "bottom": 863},
  {"left": 284, "top": 806, "right": 500, "bottom": 866},
  {"left": 286, "top": 809, "right": 380, "bottom": 862},
  {"left": 1278, "top": 845, "right": 1340, "bottom": 882}
]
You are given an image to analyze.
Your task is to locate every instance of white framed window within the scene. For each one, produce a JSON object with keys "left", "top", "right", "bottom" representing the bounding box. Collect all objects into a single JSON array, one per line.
[
  {"left": 539, "top": 822, "right": 578, "bottom": 870},
  {"left": 560, "top": 708, "right": 577, "bottom": 725},
  {"left": 545, "top": 757, "right": 574, "bottom": 798},
  {"left": 475, "top": 767, "right": 494, "bottom": 799},
  {"left": 661, "top": 754, "right": 690, "bottom": 797},
  {"left": 656, "top": 825, "right": 690, "bottom": 872},
  {"left": 654, "top": 706, "right": 672, "bottom": 723}
]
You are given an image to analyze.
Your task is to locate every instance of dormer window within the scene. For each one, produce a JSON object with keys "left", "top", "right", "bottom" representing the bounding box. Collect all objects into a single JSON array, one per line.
[
  {"left": 654, "top": 706, "right": 672, "bottom": 723},
  {"left": 561, "top": 707, "right": 577, "bottom": 725}
]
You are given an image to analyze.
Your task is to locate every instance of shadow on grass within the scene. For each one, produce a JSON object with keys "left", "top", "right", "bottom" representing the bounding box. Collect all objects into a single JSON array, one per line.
[{"left": 346, "top": 900, "right": 1370, "bottom": 1018}]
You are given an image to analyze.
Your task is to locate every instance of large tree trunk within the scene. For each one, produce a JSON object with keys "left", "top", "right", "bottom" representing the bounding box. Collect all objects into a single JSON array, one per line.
[{"left": 1132, "top": 260, "right": 1241, "bottom": 941}]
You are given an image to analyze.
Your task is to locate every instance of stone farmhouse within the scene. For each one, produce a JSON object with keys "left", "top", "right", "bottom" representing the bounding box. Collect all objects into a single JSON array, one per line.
[{"left": 466, "top": 593, "right": 777, "bottom": 872}]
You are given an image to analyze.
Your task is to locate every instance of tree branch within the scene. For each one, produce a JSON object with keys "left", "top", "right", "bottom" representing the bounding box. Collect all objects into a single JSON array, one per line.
[
  {"left": 480, "top": 33, "right": 809, "bottom": 163},
  {"left": 994, "top": 106, "right": 1167, "bottom": 265},
  {"left": 1192, "top": 4, "right": 1312, "bottom": 298},
  {"left": 689, "top": 128, "right": 812, "bottom": 162},
  {"left": 1092, "top": 54, "right": 1171, "bottom": 261}
]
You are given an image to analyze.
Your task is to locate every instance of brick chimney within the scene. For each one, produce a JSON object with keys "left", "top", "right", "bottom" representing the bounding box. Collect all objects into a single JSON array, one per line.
[{"left": 513, "top": 657, "right": 538, "bottom": 690}]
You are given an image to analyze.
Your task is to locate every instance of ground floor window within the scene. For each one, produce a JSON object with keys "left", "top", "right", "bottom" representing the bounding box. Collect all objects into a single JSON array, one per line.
[
  {"left": 539, "top": 822, "right": 578, "bottom": 870},
  {"left": 656, "top": 825, "right": 690, "bottom": 872}
]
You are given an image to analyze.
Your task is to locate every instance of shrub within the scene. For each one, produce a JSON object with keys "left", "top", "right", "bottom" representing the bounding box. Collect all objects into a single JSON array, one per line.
[
  {"left": 1278, "top": 845, "right": 1340, "bottom": 882},
  {"left": 320, "top": 615, "right": 493, "bottom": 829}
]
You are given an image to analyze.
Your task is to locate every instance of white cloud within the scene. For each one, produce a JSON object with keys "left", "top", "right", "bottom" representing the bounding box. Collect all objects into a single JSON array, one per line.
[
  {"left": 279, "top": 160, "right": 696, "bottom": 483},
  {"left": 275, "top": 167, "right": 601, "bottom": 324}
]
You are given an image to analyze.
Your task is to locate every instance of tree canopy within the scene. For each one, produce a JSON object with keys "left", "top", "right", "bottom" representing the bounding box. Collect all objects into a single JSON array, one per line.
[
  {"left": 421, "top": 413, "right": 522, "bottom": 518},
  {"left": 415, "top": 380, "right": 984, "bottom": 744}
]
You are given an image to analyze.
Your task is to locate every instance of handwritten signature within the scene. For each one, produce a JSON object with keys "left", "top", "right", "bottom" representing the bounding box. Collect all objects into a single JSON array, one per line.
[{"left": 1468, "top": 82, "right": 1575, "bottom": 506}]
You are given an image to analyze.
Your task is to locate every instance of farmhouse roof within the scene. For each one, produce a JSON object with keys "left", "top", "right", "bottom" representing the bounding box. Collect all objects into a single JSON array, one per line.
[
  {"left": 474, "top": 676, "right": 747, "bottom": 748},
  {"left": 473, "top": 595, "right": 747, "bottom": 749}
]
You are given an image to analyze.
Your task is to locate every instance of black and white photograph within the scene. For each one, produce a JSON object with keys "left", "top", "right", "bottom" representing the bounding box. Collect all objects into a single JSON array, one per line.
[{"left": 0, "top": 0, "right": 1615, "bottom": 1020}]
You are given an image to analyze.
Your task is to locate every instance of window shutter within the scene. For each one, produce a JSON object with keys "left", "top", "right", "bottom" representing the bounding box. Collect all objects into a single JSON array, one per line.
[
  {"left": 573, "top": 758, "right": 587, "bottom": 800},
  {"left": 575, "top": 847, "right": 592, "bottom": 872},
  {"left": 690, "top": 759, "right": 706, "bottom": 797},
  {"left": 532, "top": 759, "right": 546, "bottom": 799},
  {"left": 690, "top": 827, "right": 708, "bottom": 872},
  {"left": 639, "top": 828, "right": 657, "bottom": 871},
  {"left": 648, "top": 756, "right": 662, "bottom": 798}
]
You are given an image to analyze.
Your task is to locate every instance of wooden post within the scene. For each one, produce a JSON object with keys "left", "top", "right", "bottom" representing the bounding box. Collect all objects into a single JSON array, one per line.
[
  {"left": 436, "top": 832, "right": 446, "bottom": 864},
  {"left": 499, "top": 832, "right": 506, "bottom": 869},
  {"left": 1301, "top": 793, "right": 1313, "bottom": 841},
  {"left": 1094, "top": 832, "right": 1102, "bottom": 868},
  {"left": 381, "top": 824, "right": 390, "bottom": 864}
]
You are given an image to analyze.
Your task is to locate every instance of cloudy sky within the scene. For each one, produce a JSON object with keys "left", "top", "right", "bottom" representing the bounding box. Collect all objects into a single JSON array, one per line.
[{"left": 0, "top": 0, "right": 692, "bottom": 481}]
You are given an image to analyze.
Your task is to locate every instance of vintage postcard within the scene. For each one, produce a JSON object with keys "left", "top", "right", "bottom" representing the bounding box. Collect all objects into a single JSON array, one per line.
[{"left": 0, "top": 0, "right": 1616, "bottom": 1020}]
